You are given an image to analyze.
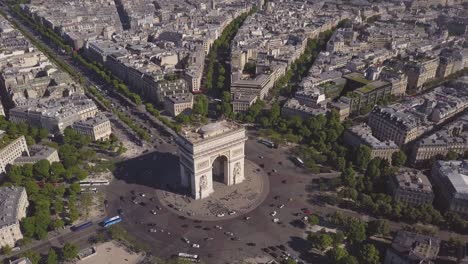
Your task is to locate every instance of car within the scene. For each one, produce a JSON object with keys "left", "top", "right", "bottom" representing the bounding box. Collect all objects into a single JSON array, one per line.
[
  {"left": 274, "top": 195, "right": 280, "bottom": 200},
  {"left": 117, "top": 209, "right": 124, "bottom": 215},
  {"left": 259, "top": 155, "right": 264, "bottom": 159},
  {"left": 272, "top": 169, "right": 278, "bottom": 173},
  {"left": 303, "top": 209, "right": 312, "bottom": 215},
  {"left": 224, "top": 231, "right": 234, "bottom": 236},
  {"left": 149, "top": 229, "right": 157, "bottom": 233},
  {"left": 12, "top": 247, "right": 20, "bottom": 252},
  {"left": 228, "top": 211, "right": 236, "bottom": 215},
  {"left": 270, "top": 211, "right": 277, "bottom": 216},
  {"left": 156, "top": 206, "right": 162, "bottom": 210},
  {"left": 278, "top": 204, "right": 285, "bottom": 209},
  {"left": 278, "top": 245, "right": 287, "bottom": 251},
  {"left": 215, "top": 225, "right": 223, "bottom": 230},
  {"left": 216, "top": 213, "right": 225, "bottom": 217},
  {"left": 140, "top": 202, "right": 146, "bottom": 206},
  {"left": 231, "top": 237, "right": 240, "bottom": 241},
  {"left": 151, "top": 210, "right": 157, "bottom": 215},
  {"left": 273, "top": 218, "right": 280, "bottom": 223},
  {"left": 192, "top": 244, "right": 200, "bottom": 248},
  {"left": 244, "top": 216, "right": 251, "bottom": 220},
  {"left": 182, "top": 237, "right": 190, "bottom": 244},
  {"left": 204, "top": 237, "right": 214, "bottom": 241}
]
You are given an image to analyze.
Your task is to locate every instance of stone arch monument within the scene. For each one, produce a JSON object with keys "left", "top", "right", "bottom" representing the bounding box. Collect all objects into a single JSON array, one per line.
[{"left": 176, "top": 121, "right": 247, "bottom": 199}]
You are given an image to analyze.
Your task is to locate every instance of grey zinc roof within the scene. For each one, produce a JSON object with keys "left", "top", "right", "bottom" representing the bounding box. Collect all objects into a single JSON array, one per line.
[
  {"left": 437, "top": 160, "right": 468, "bottom": 199},
  {"left": 0, "top": 187, "right": 25, "bottom": 228}
]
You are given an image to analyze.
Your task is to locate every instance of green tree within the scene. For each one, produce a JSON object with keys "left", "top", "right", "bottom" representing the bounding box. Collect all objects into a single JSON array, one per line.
[
  {"left": 340, "top": 255, "right": 359, "bottom": 264},
  {"left": 308, "top": 214, "right": 320, "bottom": 226},
  {"left": 327, "top": 247, "right": 348, "bottom": 263},
  {"left": 33, "top": 159, "right": 50, "bottom": 180},
  {"left": 346, "top": 219, "right": 367, "bottom": 245},
  {"left": 193, "top": 95, "right": 209, "bottom": 116},
  {"left": 341, "top": 166, "right": 357, "bottom": 188},
  {"left": 359, "top": 244, "right": 380, "bottom": 264},
  {"left": 445, "top": 150, "right": 459, "bottom": 161},
  {"left": 309, "top": 233, "right": 333, "bottom": 251},
  {"left": 46, "top": 248, "right": 58, "bottom": 264},
  {"left": 50, "top": 162, "right": 65, "bottom": 182},
  {"left": 69, "top": 182, "right": 81, "bottom": 195},
  {"left": 22, "top": 250, "right": 41, "bottom": 264},
  {"left": 392, "top": 151, "right": 407, "bottom": 167},
  {"left": 2, "top": 245, "right": 12, "bottom": 255},
  {"left": 355, "top": 145, "right": 372, "bottom": 170},
  {"left": 61, "top": 242, "right": 78, "bottom": 260},
  {"left": 368, "top": 219, "right": 390, "bottom": 236}
]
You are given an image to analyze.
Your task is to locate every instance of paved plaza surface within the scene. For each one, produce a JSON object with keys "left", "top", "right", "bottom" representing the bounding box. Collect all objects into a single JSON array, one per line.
[
  {"left": 157, "top": 160, "right": 269, "bottom": 221},
  {"left": 106, "top": 133, "right": 336, "bottom": 264},
  {"left": 77, "top": 241, "right": 145, "bottom": 264}
]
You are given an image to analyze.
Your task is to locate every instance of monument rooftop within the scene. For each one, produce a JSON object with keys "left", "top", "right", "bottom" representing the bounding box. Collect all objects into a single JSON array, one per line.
[{"left": 180, "top": 121, "right": 244, "bottom": 144}]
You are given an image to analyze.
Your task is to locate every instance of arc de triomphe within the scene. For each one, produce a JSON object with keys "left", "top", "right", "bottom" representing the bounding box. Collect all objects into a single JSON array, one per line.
[{"left": 176, "top": 121, "right": 247, "bottom": 199}]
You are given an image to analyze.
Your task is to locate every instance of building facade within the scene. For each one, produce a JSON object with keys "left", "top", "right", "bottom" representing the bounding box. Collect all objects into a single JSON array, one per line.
[
  {"left": 164, "top": 93, "right": 194, "bottom": 117},
  {"left": 431, "top": 160, "right": 468, "bottom": 218},
  {"left": 384, "top": 230, "right": 440, "bottom": 264},
  {"left": 0, "top": 187, "right": 28, "bottom": 248},
  {"left": 389, "top": 169, "right": 434, "bottom": 206},
  {"left": 72, "top": 113, "right": 112, "bottom": 141},
  {"left": 0, "top": 135, "right": 29, "bottom": 174},
  {"left": 343, "top": 124, "right": 399, "bottom": 162}
]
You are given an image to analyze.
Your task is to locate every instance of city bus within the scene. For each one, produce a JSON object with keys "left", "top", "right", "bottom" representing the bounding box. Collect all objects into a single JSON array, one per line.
[
  {"left": 177, "top": 253, "right": 200, "bottom": 263},
  {"left": 72, "top": 221, "right": 93, "bottom": 232},
  {"left": 79, "top": 179, "right": 110, "bottom": 187},
  {"left": 102, "top": 216, "right": 122, "bottom": 228},
  {"left": 259, "top": 139, "right": 278, "bottom": 148}
]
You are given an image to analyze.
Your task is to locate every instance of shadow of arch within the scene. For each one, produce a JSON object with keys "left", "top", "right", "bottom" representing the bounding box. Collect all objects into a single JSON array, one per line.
[{"left": 113, "top": 150, "right": 186, "bottom": 195}]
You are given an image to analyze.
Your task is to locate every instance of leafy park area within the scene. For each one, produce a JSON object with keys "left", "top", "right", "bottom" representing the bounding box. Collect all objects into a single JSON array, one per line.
[
  {"left": 3, "top": 241, "right": 79, "bottom": 264},
  {"left": 315, "top": 145, "right": 468, "bottom": 235},
  {"left": 0, "top": 118, "right": 119, "bottom": 255}
]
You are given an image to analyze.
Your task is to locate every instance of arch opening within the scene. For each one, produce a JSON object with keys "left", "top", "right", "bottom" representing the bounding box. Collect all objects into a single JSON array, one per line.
[{"left": 212, "top": 155, "right": 228, "bottom": 185}]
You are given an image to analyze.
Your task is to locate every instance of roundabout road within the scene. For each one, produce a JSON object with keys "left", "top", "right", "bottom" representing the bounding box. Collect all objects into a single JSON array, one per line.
[{"left": 106, "top": 138, "right": 330, "bottom": 264}]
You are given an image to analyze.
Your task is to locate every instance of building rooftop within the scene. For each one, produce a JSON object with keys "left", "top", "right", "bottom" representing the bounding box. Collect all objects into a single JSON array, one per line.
[
  {"left": 390, "top": 230, "right": 440, "bottom": 262},
  {"left": 165, "top": 93, "right": 193, "bottom": 104},
  {"left": 435, "top": 160, "right": 468, "bottom": 199},
  {"left": 0, "top": 187, "right": 26, "bottom": 228},
  {"left": 179, "top": 120, "right": 244, "bottom": 144},
  {"left": 393, "top": 168, "right": 432, "bottom": 193},
  {"left": 348, "top": 123, "right": 398, "bottom": 150}
]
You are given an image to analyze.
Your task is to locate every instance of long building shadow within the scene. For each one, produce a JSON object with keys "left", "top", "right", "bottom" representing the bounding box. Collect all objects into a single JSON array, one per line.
[{"left": 113, "top": 150, "right": 187, "bottom": 195}]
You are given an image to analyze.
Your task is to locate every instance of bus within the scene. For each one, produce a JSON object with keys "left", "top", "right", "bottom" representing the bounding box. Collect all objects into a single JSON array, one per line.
[
  {"left": 177, "top": 253, "right": 200, "bottom": 263},
  {"left": 102, "top": 216, "right": 122, "bottom": 228},
  {"left": 79, "top": 179, "right": 110, "bottom": 187},
  {"left": 72, "top": 221, "right": 93, "bottom": 232},
  {"left": 259, "top": 139, "right": 278, "bottom": 148}
]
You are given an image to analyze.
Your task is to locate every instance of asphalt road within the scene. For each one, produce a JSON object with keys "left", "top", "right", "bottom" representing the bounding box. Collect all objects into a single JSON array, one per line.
[{"left": 106, "top": 135, "right": 336, "bottom": 264}]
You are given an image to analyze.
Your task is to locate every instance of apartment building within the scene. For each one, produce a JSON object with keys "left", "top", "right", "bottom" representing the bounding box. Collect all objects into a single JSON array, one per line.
[
  {"left": 343, "top": 123, "right": 399, "bottom": 162},
  {"left": 384, "top": 231, "right": 440, "bottom": 264},
  {"left": 164, "top": 93, "right": 194, "bottom": 117},
  {"left": 72, "top": 113, "right": 112, "bottom": 141},
  {"left": 0, "top": 187, "right": 28, "bottom": 248},
  {"left": 0, "top": 134, "right": 29, "bottom": 174},
  {"left": 389, "top": 169, "right": 434, "bottom": 206},
  {"left": 431, "top": 160, "right": 468, "bottom": 218}
]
